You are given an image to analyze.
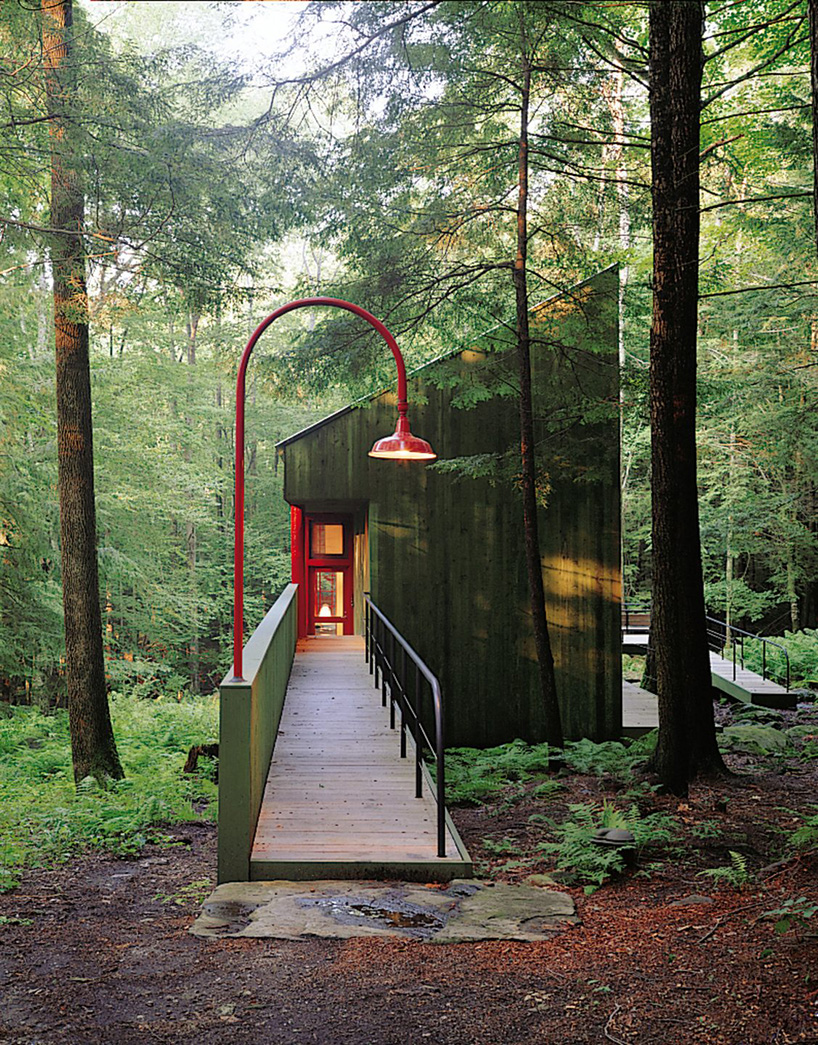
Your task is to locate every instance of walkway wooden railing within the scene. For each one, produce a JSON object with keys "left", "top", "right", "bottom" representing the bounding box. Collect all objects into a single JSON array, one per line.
[{"left": 218, "top": 584, "right": 298, "bottom": 883}]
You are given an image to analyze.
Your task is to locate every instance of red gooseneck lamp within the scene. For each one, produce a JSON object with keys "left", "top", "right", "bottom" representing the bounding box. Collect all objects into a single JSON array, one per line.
[{"left": 231, "top": 297, "right": 435, "bottom": 681}]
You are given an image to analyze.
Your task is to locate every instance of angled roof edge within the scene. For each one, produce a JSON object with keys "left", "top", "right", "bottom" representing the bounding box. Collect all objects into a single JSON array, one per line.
[{"left": 275, "top": 265, "right": 617, "bottom": 450}]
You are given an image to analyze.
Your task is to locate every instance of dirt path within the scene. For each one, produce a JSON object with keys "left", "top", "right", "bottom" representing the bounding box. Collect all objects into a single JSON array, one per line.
[{"left": 0, "top": 810, "right": 816, "bottom": 1045}]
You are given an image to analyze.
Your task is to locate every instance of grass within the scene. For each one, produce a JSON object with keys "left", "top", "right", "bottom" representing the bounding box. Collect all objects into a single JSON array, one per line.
[{"left": 0, "top": 694, "right": 218, "bottom": 891}]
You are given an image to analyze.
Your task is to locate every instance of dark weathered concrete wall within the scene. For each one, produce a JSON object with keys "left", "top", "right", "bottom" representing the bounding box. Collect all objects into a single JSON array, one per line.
[{"left": 282, "top": 269, "right": 621, "bottom": 746}]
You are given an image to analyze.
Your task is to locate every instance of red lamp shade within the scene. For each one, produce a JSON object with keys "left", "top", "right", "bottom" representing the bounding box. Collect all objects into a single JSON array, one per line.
[{"left": 369, "top": 413, "right": 437, "bottom": 460}]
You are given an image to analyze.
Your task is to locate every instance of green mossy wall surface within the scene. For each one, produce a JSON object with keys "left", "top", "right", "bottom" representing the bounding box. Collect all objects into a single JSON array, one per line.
[{"left": 282, "top": 270, "right": 621, "bottom": 746}]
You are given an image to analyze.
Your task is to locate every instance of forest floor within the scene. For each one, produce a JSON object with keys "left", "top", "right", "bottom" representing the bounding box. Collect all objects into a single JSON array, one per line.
[{"left": 1, "top": 702, "right": 817, "bottom": 1044}]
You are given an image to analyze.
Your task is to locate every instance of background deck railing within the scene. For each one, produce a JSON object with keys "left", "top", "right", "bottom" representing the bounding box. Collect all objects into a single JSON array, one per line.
[
  {"left": 620, "top": 602, "right": 790, "bottom": 691},
  {"left": 218, "top": 583, "right": 298, "bottom": 883},
  {"left": 364, "top": 596, "right": 447, "bottom": 858},
  {"left": 705, "top": 616, "right": 790, "bottom": 692}
]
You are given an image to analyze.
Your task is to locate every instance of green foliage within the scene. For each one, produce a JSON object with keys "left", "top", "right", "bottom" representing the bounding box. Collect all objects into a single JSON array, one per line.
[
  {"left": 764, "top": 896, "right": 818, "bottom": 936},
  {"left": 697, "top": 851, "right": 752, "bottom": 890},
  {"left": 690, "top": 820, "right": 723, "bottom": 841},
  {"left": 622, "top": 654, "right": 646, "bottom": 681},
  {"left": 481, "top": 837, "right": 521, "bottom": 857},
  {"left": 531, "top": 779, "right": 565, "bottom": 801},
  {"left": 782, "top": 807, "right": 818, "bottom": 854},
  {"left": 154, "top": 877, "right": 213, "bottom": 906},
  {"left": 0, "top": 697, "right": 218, "bottom": 890},
  {"left": 442, "top": 740, "right": 552, "bottom": 806},
  {"left": 561, "top": 733, "right": 657, "bottom": 781},
  {"left": 743, "top": 631, "right": 818, "bottom": 690},
  {"left": 442, "top": 735, "right": 660, "bottom": 806},
  {"left": 537, "top": 801, "right": 675, "bottom": 892}
]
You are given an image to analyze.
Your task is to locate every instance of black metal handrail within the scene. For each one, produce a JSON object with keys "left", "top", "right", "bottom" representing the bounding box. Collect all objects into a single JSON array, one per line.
[
  {"left": 621, "top": 602, "right": 790, "bottom": 692},
  {"left": 364, "top": 596, "right": 446, "bottom": 858},
  {"left": 705, "top": 616, "right": 790, "bottom": 692}
]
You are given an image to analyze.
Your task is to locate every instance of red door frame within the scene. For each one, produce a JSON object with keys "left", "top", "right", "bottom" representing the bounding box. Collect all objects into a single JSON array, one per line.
[{"left": 291, "top": 507, "right": 354, "bottom": 637}]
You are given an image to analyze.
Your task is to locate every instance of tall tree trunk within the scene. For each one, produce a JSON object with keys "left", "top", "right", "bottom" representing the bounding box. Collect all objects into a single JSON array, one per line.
[
  {"left": 648, "top": 0, "right": 723, "bottom": 794},
  {"left": 725, "top": 422, "right": 736, "bottom": 647},
  {"left": 186, "top": 313, "right": 200, "bottom": 695},
  {"left": 42, "top": 0, "right": 122, "bottom": 783},
  {"left": 514, "top": 40, "right": 563, "bottom": 748},
  {"left": 809, "top": 0, "right": 818, "bottom": 252}
]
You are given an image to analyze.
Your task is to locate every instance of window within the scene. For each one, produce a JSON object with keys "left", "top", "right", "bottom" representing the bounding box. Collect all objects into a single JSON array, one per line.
[{"left": 310, "top": 522, "right": 345, "bottom": 558}]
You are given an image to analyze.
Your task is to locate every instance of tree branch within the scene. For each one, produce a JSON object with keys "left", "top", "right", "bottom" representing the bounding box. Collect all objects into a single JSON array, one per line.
[
  {"left": 702, "top": 23, "right": 808, "bottom": 108},
  {"left": 700, "top": 190, "right": 811, "bottom": 212},
  {"left": 700, "top": 278, "right": 818, "bottom": 298},
  {"left": 267, "top": 1, "right": 442, "bottom": 87}
]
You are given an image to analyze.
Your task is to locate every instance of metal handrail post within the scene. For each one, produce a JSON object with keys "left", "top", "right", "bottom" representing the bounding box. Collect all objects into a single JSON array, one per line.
[
  {"left": 380, "top": 618, "right": 387, "bottom": 707},
  {"left": 389, "top": 631, "right": 396, "bottom": 730},
  {"left": 414, "top": 663, "right": 422, "bottom": 798},
  {"left": 364, "top": 596, "right": 446, "bottom": 857},
  {"left": 400, "top": 646, "right": 407, "bottom": 759},
  {"left": 433, "top": 677, "right": 446, "bottom": 858}
]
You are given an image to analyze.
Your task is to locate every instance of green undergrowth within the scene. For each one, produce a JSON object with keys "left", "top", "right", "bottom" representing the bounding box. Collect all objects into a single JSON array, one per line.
[
  {"left": 536, "top": 801, "right": 676, "bottom": 892},
  {"left": 442, "top": 732, "right": 658, "bottom": 806},
  {"left": 742, "top": 629, "right": 818, "bottom": 690},
  {"left": 0, "top": 695, "right": 218, "bottom": 891}
]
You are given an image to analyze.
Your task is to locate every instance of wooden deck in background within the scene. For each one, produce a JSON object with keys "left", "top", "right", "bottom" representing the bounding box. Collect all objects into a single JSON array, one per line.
[
  {"left": 622, "top": 680, "right": 658, "bottom": 736},
  {"left": 250, "top": 636, "right": 471, "bottom": 882},
  {"left": 623, "top": 632, "right": 794, "bottom": 710},
  {"left": 708, "top": 650, "right": 794, "bottom": 708}
]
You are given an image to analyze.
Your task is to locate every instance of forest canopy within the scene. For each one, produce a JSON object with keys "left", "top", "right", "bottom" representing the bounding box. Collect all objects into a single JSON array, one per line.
[{"left": 0, "top": 0, "right": 816, "bottom": 719}]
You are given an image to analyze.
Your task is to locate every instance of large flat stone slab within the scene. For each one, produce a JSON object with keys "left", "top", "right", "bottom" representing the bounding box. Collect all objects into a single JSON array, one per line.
[{"left": 191, "top": 879, "right": 578, "bottom": 943}]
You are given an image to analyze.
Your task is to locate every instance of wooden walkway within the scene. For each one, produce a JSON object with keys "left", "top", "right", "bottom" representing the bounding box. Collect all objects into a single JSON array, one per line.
[
  {"left": 250, "top": 636, "right": 472, "bottom": 882},
  {"left": 708, "top": 650, "right": 793, "bottom": 708},
  {"left": 622, "top": 680, "right": 658, "bottom": 736},
  {"left": 623, "top": 632, "right": 793, "bottom": 709}
]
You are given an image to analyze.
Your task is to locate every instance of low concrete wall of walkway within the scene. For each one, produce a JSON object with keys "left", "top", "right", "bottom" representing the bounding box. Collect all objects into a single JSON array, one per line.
[{"left": 218, "top": 584, "right": 298, "bottom": 883}]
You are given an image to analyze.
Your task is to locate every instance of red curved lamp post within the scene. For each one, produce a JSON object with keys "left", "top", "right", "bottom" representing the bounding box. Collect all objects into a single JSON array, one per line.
[{"left": 231, "top": 297, "right": 435, "bottom": 681}]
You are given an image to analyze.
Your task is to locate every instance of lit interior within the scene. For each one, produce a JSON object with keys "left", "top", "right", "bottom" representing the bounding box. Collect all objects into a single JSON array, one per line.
[
  {"left": 310, "top": 522, "right": 344, "bottom": 556},
  {"left": 313, "top": 569, "right": 343, "bottom": 635}
]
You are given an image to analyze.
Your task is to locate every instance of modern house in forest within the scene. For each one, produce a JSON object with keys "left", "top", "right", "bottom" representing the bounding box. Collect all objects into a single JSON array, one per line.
[{"left": 276, "top": 267, "right": 622, "bottom": 748}]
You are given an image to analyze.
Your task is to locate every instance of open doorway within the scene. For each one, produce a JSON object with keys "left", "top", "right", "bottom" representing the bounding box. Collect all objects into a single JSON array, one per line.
[
  {"left": 306, "top": 514, "right": 353, "bottom": 635},
  {"left": 291, "top": 507, "right": 368, "bottom": 638}
]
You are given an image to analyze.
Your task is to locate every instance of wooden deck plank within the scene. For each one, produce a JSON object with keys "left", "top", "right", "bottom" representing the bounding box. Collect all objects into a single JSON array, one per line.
[
  {"left": 250, "top": 636, "right": 471, "bottom": 880},
  {"left": 708, "top": 651, "right": 795, "bottom": 708},
  {"left": 622, "top": 680, "right": 658, "bottom": 736}
]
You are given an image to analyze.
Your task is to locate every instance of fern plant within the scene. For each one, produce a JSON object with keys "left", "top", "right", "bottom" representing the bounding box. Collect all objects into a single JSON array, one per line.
[
  {"left": 783, "top": 807, "right": 818, "bottom": 853},
  {"left": 440, "top": 739, "right": 553, "bottom": 805},
  {"left": 561, "top": 734, "right": 657, "bottom": 781},
  {"left": 698, "top": 850, "right": 752, "bottom": 890},
  {"left": 537, "top": 801, "right": 675, "bottom": 892},
  {"left": 0, "top": 697, "right": 218, "bottom": 890}
]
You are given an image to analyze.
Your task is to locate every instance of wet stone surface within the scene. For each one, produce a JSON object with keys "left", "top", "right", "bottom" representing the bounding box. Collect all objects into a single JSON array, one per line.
[
  {"left": 191, "top": 879, "right": 579, "bottom": 943},
  {"left": 298, "top": 891, "right": 448, "bottom": 938}
]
